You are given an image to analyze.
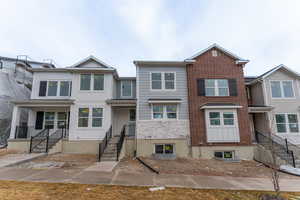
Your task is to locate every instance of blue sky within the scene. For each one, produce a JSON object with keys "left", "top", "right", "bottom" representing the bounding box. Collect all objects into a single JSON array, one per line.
[{"left": 0, "top": 0, "right": 300, "bottom": 76}]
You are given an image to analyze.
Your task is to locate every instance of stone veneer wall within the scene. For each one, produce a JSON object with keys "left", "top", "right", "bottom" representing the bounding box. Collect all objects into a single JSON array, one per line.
[{"left": 136, "top": 120, "right": 190, "bottom": 140}]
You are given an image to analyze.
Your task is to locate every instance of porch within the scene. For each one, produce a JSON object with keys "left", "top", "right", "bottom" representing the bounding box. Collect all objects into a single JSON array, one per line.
[{"left": 10, "top": 99, "right": 73, "bottom": 140}]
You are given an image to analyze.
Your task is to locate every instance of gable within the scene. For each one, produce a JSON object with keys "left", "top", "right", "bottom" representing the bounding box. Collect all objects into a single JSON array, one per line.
[
  {"left": 265, "top": 67, "right": 299, "bottom": 81},
  {"left": 75, "top": 59, "right": 107, "bottom": 68}
]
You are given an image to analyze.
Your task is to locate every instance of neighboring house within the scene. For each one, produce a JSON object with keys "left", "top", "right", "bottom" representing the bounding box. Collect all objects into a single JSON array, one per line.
[
  {"left": 186, "top": 44, "right": 254, "bottom": 160},
  {"left": 133, "top": 61, "right": 193, "bottom": 158},
  {"left": 0, "top": 56, "right": 55, "bottom": 145},
  {"left": 8, "top": 56, "right": 136, "bottom": 155},
  {"left": 247, "top": 65, "right": 300, "bottom": 145}
]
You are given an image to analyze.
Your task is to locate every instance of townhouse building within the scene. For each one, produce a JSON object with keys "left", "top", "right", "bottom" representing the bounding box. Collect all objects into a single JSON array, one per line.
[{"left": 6, "top": 44, "right": 300, "bottom": 164}]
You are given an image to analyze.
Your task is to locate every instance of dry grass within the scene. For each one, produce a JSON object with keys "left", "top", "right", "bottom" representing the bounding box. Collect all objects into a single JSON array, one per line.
[
  {"left": 0, "top": 180, "right": 298, "bottom": 200},
  {"left": 141, "top": 157, "right": 298, "bottom": 179}
]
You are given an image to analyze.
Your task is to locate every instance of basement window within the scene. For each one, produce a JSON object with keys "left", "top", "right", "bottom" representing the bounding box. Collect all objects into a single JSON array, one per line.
[
  {"left": 214, "top": 151, "right": 234, "bottom": 160},
  {"left": 155, "top": 144, "right": 174, "bottom": 154}
]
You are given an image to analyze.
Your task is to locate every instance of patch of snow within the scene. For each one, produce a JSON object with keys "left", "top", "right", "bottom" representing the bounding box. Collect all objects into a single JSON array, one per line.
[
  {"left": 149, "top": 186, "right": 165, "bottom": 192},
  {"left": 280, "top": 165, "right": 300, "bottom": 176}
]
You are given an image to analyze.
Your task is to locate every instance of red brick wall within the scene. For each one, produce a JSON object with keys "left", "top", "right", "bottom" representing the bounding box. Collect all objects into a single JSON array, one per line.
[{"left": 187, "top": 48, "right": 252, "bottom": 146}]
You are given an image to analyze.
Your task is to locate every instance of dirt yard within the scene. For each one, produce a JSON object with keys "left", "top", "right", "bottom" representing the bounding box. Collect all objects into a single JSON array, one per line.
[
  {"left": 0, "top": 148, "right": 18, "bottom": 157},
  {"left": 0, "top": 180, "right": 298, "bottom": 200},
  {"left": 118, "top": 157, "right": 299, "bottom": 179},
  {"left": 17, "top": 153, "right": 96, "bottom": 169}
]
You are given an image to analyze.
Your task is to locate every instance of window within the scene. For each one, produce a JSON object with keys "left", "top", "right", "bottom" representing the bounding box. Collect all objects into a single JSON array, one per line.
[
  {"left": 223, "top": 112, "right": 234, "bottom": 125},
  {"left": 94, "top": 74, "right": 104, "bottom": 91},
  {"left": 80, "top": 74, "right": 91, "bottom": 90},
  {"left": 151, "top": 73, "right": 162, "bottom": 89},
  {"left": 78, "top": 108, "right": 89, "bottom": 127},
  {"left": 152, "top": 105, "right": 178, "bottom": 119},
  {"left": 121, "top": 80, "right": 132, "bottom": 97},
  {"left": 129, "top": 109, "right": 136, "bottom": 121},
  {"left": 214, "top": 151, "right": 234, "bottom": 160},
  {"left": 205, "top": 79, "right": 229, "bottom": 96},
  {"left": 212, "top": 50, "right": 218, "bottom": 57},
  {"left": 166, "top": 105, "right": 177, "bottom": 119},
  {"left": 165, "top": 73, "right": 175, "bottom": 90},
  {"left": 0, "top": 61, "right": 3, "bottom": 69},
  {"left": 155, "top": 144, "right": 174, "bottom": 154},
  {"left": 271, "top": 80, "right": 294, "bottom": 98},
  {"left": 275, "top": 114, "right": 299, "bottom": 133},
  {"left": 92, "top": 108, "right": 103, "bottom": 127},
  {"left": 60, "top": 81, "right": 70, "bottom": 96},
  {"left": 44, "top": 112, "right": 55, "bottom": 129},
  {"left": 153, "top": 105, "right": 164, "bottom": 119},
  {"left": 151, "top": 72, "right": 175, "bottom": 90},
  {"left": 57, "top": 112, "right": 67, "bottom": 128},
  {"left": 47, "top": 81, "right": 58, "bottom": 96},
  {"left": 208, "top": 111, "right": 235, "bottom": 126},
  {"left": 209, "top": 112, "right": 221, "bottom": 125}
]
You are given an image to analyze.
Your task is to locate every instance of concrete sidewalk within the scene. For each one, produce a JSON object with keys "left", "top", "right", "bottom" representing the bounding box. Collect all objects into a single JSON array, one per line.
[
  {"left": 0, "top": 167, "right": 299, "bottom": 192},
  {"left": 0, "top": 153, "right": 45, "bottom": 167}
]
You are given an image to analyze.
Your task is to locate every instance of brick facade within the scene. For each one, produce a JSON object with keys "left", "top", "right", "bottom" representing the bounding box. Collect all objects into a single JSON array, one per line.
[{"left": 187, "top": 48, "right": 252, "bottom": 146}]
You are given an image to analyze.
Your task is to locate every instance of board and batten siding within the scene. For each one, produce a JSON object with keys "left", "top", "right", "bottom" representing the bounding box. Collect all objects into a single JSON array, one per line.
[{"left": 137, "top": 66, "right": 189, "bottom": 120}]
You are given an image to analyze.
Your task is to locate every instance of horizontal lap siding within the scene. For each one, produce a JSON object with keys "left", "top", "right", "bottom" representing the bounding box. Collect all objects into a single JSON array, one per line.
[
  {"left": 187, "top": 48, "right": 252, "bottom": 146},
  {"left": 138, "top": 66, "right": 189, "bottom": 120}
]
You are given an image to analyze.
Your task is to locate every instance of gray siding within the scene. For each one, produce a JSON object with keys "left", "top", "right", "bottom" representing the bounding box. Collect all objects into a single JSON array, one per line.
[
  {"left": 116, "top": 80, "right": 136, "bottom": 99},
  {"left": 137, "top": 66, "right": 189, "bottom": 120}
]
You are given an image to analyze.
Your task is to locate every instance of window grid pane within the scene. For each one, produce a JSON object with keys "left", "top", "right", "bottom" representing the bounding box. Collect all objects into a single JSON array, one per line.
[
  {"left": 94, "top": 74, "right": 104, "bottom": 91},
  {"left": 209, "top": 112, "right": 221, "bottom": 126},
  {"left": 80, "top": 74, "right": 91, "bottom": 90},
  {"left": 78, "top": 108, "right": 89, "bottom": 127},
  {"left": 282, "top": 81, "right": 294, "bottom": 98},
  {"left": 165, "top": 73, "right": 175, "bottom": 90},
  {"left": 166, "top": 105, "right": 177, "bottom": 119},
  {"left": 271, "top": 81, "right": 282, "bottom": 98},
  {"left": 153, "top": 105, "right": 164, "bottom": 119},
  {"left": 60, "top": 81, "right": 70, "bottom": 96},
  {"left": 47, "top": 81, "right": 58, "bottom": 96}
]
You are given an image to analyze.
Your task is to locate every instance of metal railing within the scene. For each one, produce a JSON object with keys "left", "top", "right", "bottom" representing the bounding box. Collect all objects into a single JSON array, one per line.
[
  {"left": 98, "top": 125, "right": 112, "bottom": 162},
  {"left": 256, "top": 131, "right": 296, "bottom": 167},
  {"left": 15, "top": 126, "right": 28, "bottom": 139},
  {"left": 116, "top": 125, "right": 126, "bottom": 161},
  {"left": 29, "top": 128, "right": 49, "bottom": 153}
]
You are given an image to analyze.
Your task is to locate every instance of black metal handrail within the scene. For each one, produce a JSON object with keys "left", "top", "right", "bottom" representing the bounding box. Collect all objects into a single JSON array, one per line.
[
  {"left": 98, "top": 125, "right": 112, "bottom": 162},
  {"left": 116, "top": 125, "right": 126, "bottom": 161},
  {"left": 29, "top": 128, "right": 49, "bottom": 153},
  {"left": 15, "top": 126, "right": 28, "bottom": 139},
  {"left": 256, "top": 131, "right": 296, "bottom": 167}
]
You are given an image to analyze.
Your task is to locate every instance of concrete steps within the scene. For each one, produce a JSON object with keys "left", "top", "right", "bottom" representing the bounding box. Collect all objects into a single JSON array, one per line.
[{"left": 100, "top": 136, "right": 120, "bottom": 162}]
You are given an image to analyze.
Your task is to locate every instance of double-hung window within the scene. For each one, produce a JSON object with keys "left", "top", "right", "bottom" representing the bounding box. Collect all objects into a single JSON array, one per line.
[
  {"left": 80, "top": 74, "right": 104, "bottom": 91},
  {"left": 92, "top": 108, "right": 103, "bottom": 127},
  {"left": 152, "top": 105, "right": 177, "bottom": 119},
  {"left": 121, "top": 80, "right": 132, "bottom": 97},
  {"left": 60, "top": 81, "right": 70, "bottom": 96},
  {"left": 270, "top": 80, "right": 294, "bottom": 98},
  {"left": 275, "top": 114, "right": 299, "bottom": 133},
  {"left": 151, "top": 72, "right": 175, "bottom": 90},
  {"left": 44, "top": 112, "right": 55, "bottom": 129},
  {"left": 47, "top": 81, "right": 58, "bottom": 96},
  {"left": 78, "top": 108, "right": 89, "bottom": 127},
  {"left": 208, "top": 111, "right": 235, "bottom": 126},
  {"left": 205, "top": 79, "right": 229, "bottom": 96},
  {"left": 39, "top": 80, "right": 71, "bottom": 97}
]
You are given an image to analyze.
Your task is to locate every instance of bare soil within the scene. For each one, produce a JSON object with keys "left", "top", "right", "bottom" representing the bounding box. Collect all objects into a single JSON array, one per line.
[
  {"left": 0, "top": 148, "right": 19, "bottom": 157},
  {"left": 135, "top": 157, "right": 299, "bottom": 179},
  {"left": 115, "top": 157, "right": 152, "bottom": 174},
  {"left": 0, "top": 180, "right": 298, "bottom": 200},
  {"left": 18, "top": 153, "right": 97, "bottom": 169}
]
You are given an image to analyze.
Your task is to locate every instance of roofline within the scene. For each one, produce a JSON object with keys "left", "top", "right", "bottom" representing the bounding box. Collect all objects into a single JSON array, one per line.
[
  {"left": 29, "top": 67, "right": 116, "bottom": 72},
  {"left": 133, "top": 60, "right": 195, "bottom": 66},
  {"left": 248, "top": 64, "right": 300, "bottom": 85},
  {"left": 68, "top": 55, "right": 115, "bottom": 69},
  {"left": 0, "top": 56, "right": 56, "bottom": 68},
  {"left": 187, "top": 43, "right": 249, "bottom": 63}
]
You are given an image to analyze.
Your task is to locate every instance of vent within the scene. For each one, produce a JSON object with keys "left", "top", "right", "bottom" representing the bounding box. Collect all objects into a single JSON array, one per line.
[{"left": 212, "top": 50, "right": 218, "bottom": 57}]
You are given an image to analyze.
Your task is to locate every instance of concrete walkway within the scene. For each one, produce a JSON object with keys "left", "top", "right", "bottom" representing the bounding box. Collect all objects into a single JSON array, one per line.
[
  {"left": 0, "top": 167, "right": 299, "bottom": 192},
  {"left": 0, "top": 153, "right": 45, "bottom": 167}
]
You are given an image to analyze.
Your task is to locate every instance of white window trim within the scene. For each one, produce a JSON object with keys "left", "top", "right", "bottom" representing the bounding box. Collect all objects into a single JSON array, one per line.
[
  {"left": 270, "top": 80, "right": 295, "bottom": 99},
  {"left": 43, "top": 111, "right": 56, "bottom": 129},
  {"left": 150, "top": 72, "right": 176, "bottom": 91},
  {"left": 206, "top": 110, "right": 237, "bottom": 128},
  {"left": 275, "top": 113, "right": 300, "bottom": 134},
  {"left": 214, "top": 151, "right": 235, "bottom": 160},
  {"left": 151, "top": 104, "right": 178, "bottom": 120},
  {"left": 153, "top": 143, "right": 175, "bottom": 155},
  {"left": 121, "top": 80, "right": 133, "bottom": 98},
  {"left": 205, "top": 79, "right": 229, "bottom": 97},
  {"left": 41, "top": 80, "right": 71, "bottom": 97},
  {"left": 79, "top": 73, "right": 105, "bottom": 92},
  {"left": 77, "top": 106, "right": 104, "bottom": 129}
]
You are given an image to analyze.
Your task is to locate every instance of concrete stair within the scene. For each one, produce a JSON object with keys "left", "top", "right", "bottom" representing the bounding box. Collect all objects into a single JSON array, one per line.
[{"left": 100, "top": 136, "right": 119, "bottom": 162}]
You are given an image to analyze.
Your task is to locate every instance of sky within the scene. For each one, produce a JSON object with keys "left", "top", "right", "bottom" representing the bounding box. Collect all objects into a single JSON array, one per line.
[{"left": 0, "top": 0, "right": 300, "bottom": 77}]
